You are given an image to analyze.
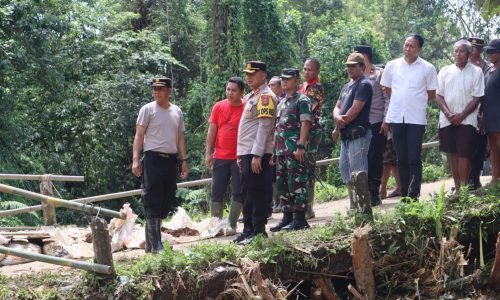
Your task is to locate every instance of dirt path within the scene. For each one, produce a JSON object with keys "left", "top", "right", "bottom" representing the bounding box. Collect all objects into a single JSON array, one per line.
[{"left": 0, "top": 176, "right": 490, "bottom": 277}]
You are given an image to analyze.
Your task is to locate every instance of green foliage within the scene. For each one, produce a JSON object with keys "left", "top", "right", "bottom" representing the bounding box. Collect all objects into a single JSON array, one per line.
[
  {"left": 0, "top": 0, "right": 496, "bottom": 227},
  {"left": 314, "top": 181, "right": 348, "bottom": 203}
]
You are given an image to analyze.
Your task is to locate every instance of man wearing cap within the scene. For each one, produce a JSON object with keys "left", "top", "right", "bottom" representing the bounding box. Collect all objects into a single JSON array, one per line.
[
  {"left": 270, "top": 68, "right": 312, "bottom": 232},
  {"left": 299, "top": 58, "right": 324, "bottom": 219},
  {"left": 332, "top": 53, "right": 373, "bottom": 185},
  {"left": 467, "top": 37, "right": 494, "bottom": 190},
  {"left": 132, "top": 76, "right": 188, "bottom": 254},
  {"left": 234, "top": 61, "right": 277, "bottom": 244},
  {"left": 354, "top": 45, "right": 389, "bottom": 206},
  {"left": 205, "top": 77, "right": 246, "bottom": 236},
  {"left": 380, "top": 34, "right": 438, "bottom": 200},
  {"left": 435, "top": 40, "right": 484, "bottom": 192},
  {"left": 483, "top": 39, "right": 500, "bottom": 185}
]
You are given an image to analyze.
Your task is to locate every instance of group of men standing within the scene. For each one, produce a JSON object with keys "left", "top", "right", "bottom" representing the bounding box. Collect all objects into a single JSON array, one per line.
[{"left": 132, "top": 34, "right": 500, "bottom": 252}]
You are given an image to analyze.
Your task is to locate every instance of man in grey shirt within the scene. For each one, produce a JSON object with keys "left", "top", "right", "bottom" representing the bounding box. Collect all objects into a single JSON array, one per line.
[
  {"left": 132, "top": 76, "right": 188, "bottom": 254},
  {"left": 234, "top": 61, "right": 277, "bottom": 244}
]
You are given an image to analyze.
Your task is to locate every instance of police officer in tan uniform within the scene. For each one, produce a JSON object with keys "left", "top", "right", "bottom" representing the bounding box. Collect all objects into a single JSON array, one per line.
[{"left": 234, "top": 61, "right": 277, "bottom": 244}]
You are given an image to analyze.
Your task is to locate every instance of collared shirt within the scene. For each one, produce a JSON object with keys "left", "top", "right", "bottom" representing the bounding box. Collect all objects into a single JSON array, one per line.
[
  {"left": 275, "top": 91, "right": 312, "bottom": 156},
  {"left": 299, "top": 77, "right": 324, "bottom": 152},
  {"left": 366, "top": 66, "right": 389, "bottom": 124},
  {"left": 237, "top": 83, "right": 277, "bottom": 156},
  {"left": 381, "top": 56, "right": 438, "bottom": 125},
  {"left": 437, "top": 62, "right": 485, "bottom": 128}
]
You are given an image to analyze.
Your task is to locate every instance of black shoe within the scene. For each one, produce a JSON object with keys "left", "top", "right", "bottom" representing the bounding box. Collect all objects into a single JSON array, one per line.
[
  {"left": 232, "top": 230, "right": 252, "bottom": 243},
  {"left": 281, "top": 219, "right": 310, "bottom": 231},
  {"left": 270, "top": 212, "right": 293, "bottom": 232},
  {"left": 237, "top": 232, "right": 268, "bottom": 245},
  {"left": 371, "top": 195, "right": 382, "bottom": 207}
]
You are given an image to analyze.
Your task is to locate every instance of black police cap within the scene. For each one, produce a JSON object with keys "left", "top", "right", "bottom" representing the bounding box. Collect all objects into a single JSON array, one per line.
[
  {"left": 243, "top": 61, "right": 267, "bottom": 73},
  {"left": 151, "top": 76, "right": 172, "bottom": 88}
]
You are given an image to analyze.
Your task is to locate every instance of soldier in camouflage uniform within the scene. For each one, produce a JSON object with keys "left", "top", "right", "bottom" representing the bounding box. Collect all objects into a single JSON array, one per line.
[
  {"left": 299, "top": 58, "right": 325, "bottom": 219},
  {"left": 271, "top": 68, "right": 313, "bottom": 232}
]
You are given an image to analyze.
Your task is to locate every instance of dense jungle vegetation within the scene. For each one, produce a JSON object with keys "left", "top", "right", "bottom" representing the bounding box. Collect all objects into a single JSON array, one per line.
[{"left": 0, "top": 0, "right": 499, "bottom": 225}]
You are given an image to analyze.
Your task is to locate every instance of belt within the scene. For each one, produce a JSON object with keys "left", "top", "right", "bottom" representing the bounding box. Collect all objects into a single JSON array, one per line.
[{"left": 146, "top": 151, "right": 177, "bottom": 158}]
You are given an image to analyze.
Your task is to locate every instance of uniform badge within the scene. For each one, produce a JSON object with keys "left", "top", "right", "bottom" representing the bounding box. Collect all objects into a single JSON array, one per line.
[
  {"left": 256, "top": 94, "right": 275, "bottom": 119},
  {"left": 260, "top": 95, "right": 270, "bottom": 106}
]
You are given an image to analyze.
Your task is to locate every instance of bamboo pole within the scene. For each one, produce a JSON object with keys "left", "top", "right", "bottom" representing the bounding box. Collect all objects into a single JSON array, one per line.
[
  {"left": 0, "top": 141, "right": 440, "bottom": 217},
  {"left": 0, "top": 245, "right": 112, "bottom": 274},
  {"left": 0, "top": 184, "right": 125, "bottom": 219},
  {"left": 40, "top": 175, "right": 57, "bottom": 225},
  {"left": 0, "top": 174, "right": 84, "bottom": 182}
]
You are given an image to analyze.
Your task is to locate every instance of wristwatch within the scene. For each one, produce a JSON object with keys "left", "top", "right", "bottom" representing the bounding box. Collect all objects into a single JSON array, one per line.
[{"left": 296, "top": 143, "right": 305, "bottom": 150}]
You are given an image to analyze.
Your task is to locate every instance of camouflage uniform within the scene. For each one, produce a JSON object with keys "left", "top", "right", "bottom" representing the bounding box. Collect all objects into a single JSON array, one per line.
[
  {"left": 298, "top": 80, "right": 324, "bottom": 216},
  {"left": 275, "top": 92, "right": 312, "bottom": 212}
]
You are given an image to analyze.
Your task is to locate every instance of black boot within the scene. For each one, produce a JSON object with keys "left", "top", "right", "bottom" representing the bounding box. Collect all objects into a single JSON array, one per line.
[
  {"left": 146, "top": 218, "right": 164, "bottom": 254},
  {"left": 270, "top": 212, "right": 293, "bottom": 232},
  {"left": 238, "top": 224, "right": 268, "bottom": 245},
  {"left": 233, "top": 227, "right": 253, "bottom": 243},
  {"left": 282, "top": 211, "right": 310, "bottom": 231}
]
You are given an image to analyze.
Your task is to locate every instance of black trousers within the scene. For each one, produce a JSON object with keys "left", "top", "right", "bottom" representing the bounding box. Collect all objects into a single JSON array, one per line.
[
  {"left": 368, "top": 122, "right": 387, "bottom": 197},
  {"left": 141, "top": 151, "right": 178, "bottom": 219},
  {"left": 391, "top": 123, "right": 426, "bottom": 198},
  {"left": 469, "top": 133, "right": 487, "bottom": 188},
  {"left": 211, "top": 159, "right": 243, "bottom": 203},
  {"left": 240, "top": 154, "right": 273, "bottom": 233}
]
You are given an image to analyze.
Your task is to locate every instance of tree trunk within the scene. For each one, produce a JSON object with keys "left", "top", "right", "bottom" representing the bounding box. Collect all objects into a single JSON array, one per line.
[
  {"left": 351, "top": 225, "right": 375, "bottom": 300},
  {"left": 348, "top": 171, "right": 373, "bottom": 223},
  {"left": 488, "top": 232, "right": 500, "bottom": 291},
  {"left": 91, "top": 217, "right": 115, "bottom": 278}
]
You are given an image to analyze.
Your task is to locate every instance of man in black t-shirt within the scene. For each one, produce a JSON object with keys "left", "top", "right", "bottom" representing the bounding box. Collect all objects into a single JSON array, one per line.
[{"left": 332, "top": 53, "right": 373, "bottom": 183}]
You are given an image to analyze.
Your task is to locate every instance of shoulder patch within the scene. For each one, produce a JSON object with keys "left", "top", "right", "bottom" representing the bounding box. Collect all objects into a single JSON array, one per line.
[{"left": 256, "top": 95, "right": 275, "bottom": 119}]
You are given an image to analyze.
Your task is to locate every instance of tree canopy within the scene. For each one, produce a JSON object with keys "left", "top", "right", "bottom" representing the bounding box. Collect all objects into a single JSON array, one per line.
[{"left": 0, "top": 0, "right": 498, "bottom": 225}]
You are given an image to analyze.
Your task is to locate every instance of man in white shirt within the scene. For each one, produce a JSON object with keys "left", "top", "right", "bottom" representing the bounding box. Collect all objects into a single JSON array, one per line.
[
  {"left": 380, "top": 34, "right": 438, "bottom": 200},
  {"left": 436, "top": 40, "right": 484, "bottom": 192}
]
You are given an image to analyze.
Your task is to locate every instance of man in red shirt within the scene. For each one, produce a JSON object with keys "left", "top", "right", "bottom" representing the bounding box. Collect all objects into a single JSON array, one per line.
[
  {"left": 299, "top": 58, "right": 324, "bottom": 219},
  {"left": 205, "top": 77, "right": 246, "bottom": 236}
]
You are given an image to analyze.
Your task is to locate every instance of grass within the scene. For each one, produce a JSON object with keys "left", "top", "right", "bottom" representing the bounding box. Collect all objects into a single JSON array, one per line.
[{"left": 1, "top": 183, "right": 498, "bottom": 299}]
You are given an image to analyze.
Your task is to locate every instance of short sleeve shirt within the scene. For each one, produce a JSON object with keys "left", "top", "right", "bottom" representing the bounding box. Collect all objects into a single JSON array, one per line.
[
  {"left": 366, "top": 66, "right": 389, "bottom": 124},
  {"left": 209, "top": 99, "right": 245, "bottom": 160},
  {"left": 237, "top": 84, "right": 277, "bottom": 156},
  {"left": 437, "top": 62, "right": 485, "bottom": 128},
  {"left": 381, "top": 56, "right": 438, "bottom": 125},
  {"left": 337, "top": 76, "right": 373, "bottom": 133},
  {"left": 299, "top": 79, "right": 324, "bottom": 152},
  {"left": 136, "top": 102, "right": 185, "bottom": 154},
  {"left": 275, "top": 92, "right": 312, "bottom": 156}
]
